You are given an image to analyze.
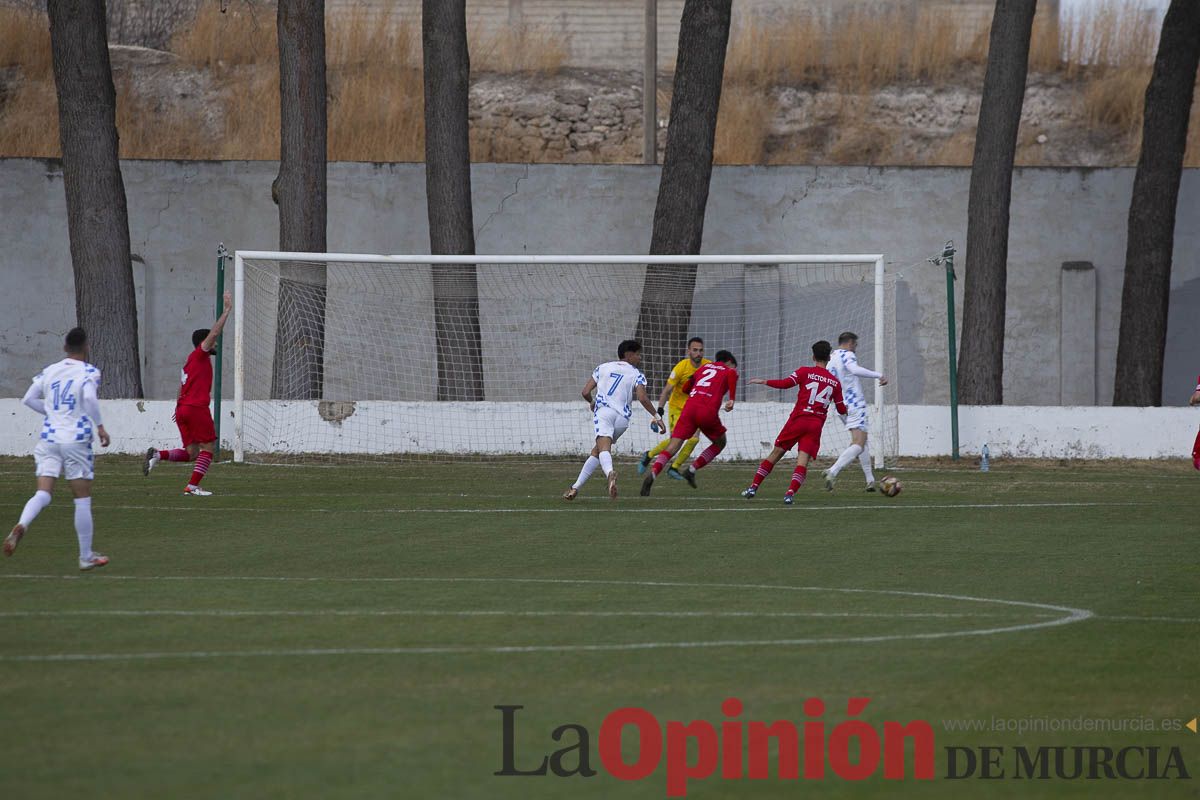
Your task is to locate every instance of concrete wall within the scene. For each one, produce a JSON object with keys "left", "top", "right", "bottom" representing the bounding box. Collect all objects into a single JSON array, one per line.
[
  {"left": 2, "top": 400, "right": 1194, "bottom": 461},
  {"left": 0, "top": 159, "right": 1197, "bottom": 406}
]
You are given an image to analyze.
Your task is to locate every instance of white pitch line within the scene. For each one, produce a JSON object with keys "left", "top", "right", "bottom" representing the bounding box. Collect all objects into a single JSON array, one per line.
[
  {"left": 0, "top": 608, "right": 1046, "bottom": 619},
  {"left": 1098, "top": 615, "right": 1200, "bottom": 623},
  {"left": 0, "top": 501, "right": 1149, "bottom": 514},
  {"left": 0, "top": 576, "right": 1092, "bottom": 663}
]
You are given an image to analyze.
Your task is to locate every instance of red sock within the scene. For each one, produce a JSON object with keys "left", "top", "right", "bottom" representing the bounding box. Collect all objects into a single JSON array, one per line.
[
  {"left": 691, "top": 443, "right": 724, "bottom": 471},
  {"left": 788, "top": 465, "right": 808, "bottom": 494},
  {"left": 751, "top": 459, "right": 774, "bottom": 488},
  {"left": 651, "top": 451, "right": 671, "bottom": 476},
  {"left": 188, "top": 451, "right": 213, "bottom": 486},
  {"left": 1193, "top": 428, "right": 1200, "bottom": 459},
  {"left": 160, "top": 449, "right": 191, "bottom": 462}
]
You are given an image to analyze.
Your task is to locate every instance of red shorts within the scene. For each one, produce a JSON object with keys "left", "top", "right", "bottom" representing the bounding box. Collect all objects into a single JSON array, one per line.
[
  {"left": 774, "top": 414, "right": 824, "bottom": 458},
  {"left": 671, "top": 404, "right": 726, "bottom": 442},
  {"left": 175, "top": 404, "right": 216, "bottom": 447}
]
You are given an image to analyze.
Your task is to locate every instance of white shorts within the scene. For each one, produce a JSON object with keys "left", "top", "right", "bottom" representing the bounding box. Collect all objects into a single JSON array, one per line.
[
  {"left": 845, "top": 404, "right": 869, "bottom": 432},
  {"left": 34, "top": 441, "right": 95, "bottom": 481},
  {"left": 593, "top": 406, "right": 630, "bottom": 442}
]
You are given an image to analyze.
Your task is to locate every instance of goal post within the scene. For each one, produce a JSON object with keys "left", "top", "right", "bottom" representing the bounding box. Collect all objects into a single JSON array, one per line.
[{"left": 232, "top": 252, "right": 896, "bottom": 468}]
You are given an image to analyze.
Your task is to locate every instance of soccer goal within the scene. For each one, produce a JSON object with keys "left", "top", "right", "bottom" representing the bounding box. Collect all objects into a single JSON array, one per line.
[{"left": 232, "top": 252, "right": 898, "bottom": 467}]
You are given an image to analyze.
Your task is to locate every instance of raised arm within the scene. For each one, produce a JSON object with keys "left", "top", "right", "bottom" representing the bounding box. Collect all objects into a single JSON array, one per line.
[
  {"left": 844, "top": 352, "right": 887, "bottom": 384},
  {"left": 751, "top": 375, "right": 799, "bottom": 389},
  {"left": 201, "top": 291, "right": 233, "bottom": 352},
  {"left": 845, "top": 360, "right": 883, "bottom": 380},
  {"left": 21, "top": 381, "right": 45, "bottom": 415}
]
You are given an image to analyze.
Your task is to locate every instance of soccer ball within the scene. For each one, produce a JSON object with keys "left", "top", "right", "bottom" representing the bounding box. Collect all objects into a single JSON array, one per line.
[{"left": 880, "top": 476, "right": 902, "bottom": 497}]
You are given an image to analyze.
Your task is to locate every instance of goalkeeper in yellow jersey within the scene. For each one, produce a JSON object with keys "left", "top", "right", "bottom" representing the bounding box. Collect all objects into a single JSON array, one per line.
[{"left": 638, "top": 337, "right": 711, "bottom": 480}]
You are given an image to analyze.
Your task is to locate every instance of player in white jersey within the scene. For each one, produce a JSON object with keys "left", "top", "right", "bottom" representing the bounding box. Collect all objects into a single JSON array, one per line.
[
  {"left": 5, "top": 328, "right": 111, "bottom": 570},
  {"left": 564, "top": 339, "right": 664, "bottom": 501},
  {"left": 823, "top": 331, "right": 889, "bottom": 492}
]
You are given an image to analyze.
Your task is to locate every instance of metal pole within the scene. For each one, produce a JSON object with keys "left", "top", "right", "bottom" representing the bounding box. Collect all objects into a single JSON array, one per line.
[
  {"left": 233, "top": 252, "right": 246, "bottom": 463},
  {"left": 941, "top": 241, "right": 960, "bottom": 461},
  {"left": 643, "top": 0, "right": 657, "bottom": 165},
  {"left": 213, "top": 244, "right": 227, "bottom": 457},
  {"left": 873, "top": 256, "right": 885, "bottom": 469}
]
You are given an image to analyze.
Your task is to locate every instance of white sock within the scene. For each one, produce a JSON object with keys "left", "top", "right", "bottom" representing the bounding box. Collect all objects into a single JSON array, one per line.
[
  {"left": 829, "top": 444, "right": 863, "bottom": 477},
  {"left": 598, "top": 451, "right": 614, "bottom": 476},
  {"left": 18, "top": 490, "right": 51, "bottom": 527},
  {"left": 858, "top": 443, "right": 876, "bottom": 484},
  {"left": 74, "top": 497, "right": 93, "bottom": 560},
  {"left": 572, "top": 456, "right": 600, "bottom": 489}
]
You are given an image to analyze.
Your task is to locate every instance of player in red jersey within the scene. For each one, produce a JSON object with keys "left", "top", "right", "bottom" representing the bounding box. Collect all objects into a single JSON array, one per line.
[
  {"left": 143, "top": 291, "right": 232, "bottom": 495},
  {"left": 742, "top": 340, "right": 848, "bottom": 505},
  {"left": 640, "top": 350, "right": 738, "bottom": 496},
  {"left": 1191, "top": 375, "right": 1200, "bottom": 470}
]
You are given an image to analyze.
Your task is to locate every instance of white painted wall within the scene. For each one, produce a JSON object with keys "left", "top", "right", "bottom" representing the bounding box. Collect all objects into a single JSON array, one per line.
[
  {"left": 899, "top": 405, "right": 1198, "bottom": 460},
  {"left": 2, "top": 400, "right": 1195, "bottom": 461}
]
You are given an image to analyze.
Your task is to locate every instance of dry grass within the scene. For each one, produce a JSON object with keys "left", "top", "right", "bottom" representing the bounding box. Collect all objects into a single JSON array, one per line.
[
  {"left": 725, "top": 13, "right": 823, "bottom": 86},
  {"left": 0, "top": 5, "right": 52, "bottom": 77},
  {"left": 824, "top": 101, "right": 899, "bottom": 166},
  {"left": 216, "top": 66, "right": 279, "bottom": 160},
  {"left": 115, "top": 80, "right": 210, "bottom": 160},
  {"left": 828, "top": 8, "right": 910, "bottom": 92},
  {"left": 713, "top": 84, "right": 774, "bottom": 164},
  {"left": 328, "top": 10, "right": 423, "bottom": 162},
  {"left": 910, "top": 14, "right": 962, "bottom": 82},
  {"left": 1028, "top": 11, "right": 1065, "bottom": 74},
  {"left": 172, "top": 1, "right": 277, "bottom": 68},
  {"left": 931, "top": 129, "right": 977, "bottom": 167},
  {"left": 0, "top": 78, "right": 58, "bottom": 157},
  {"left": 1084, "top": 65, "right": 1152, "bottom": 138},
  {"left": 1061, "top": 0, "right": 1158, "bottom": 78},
  {"left": 470, "top": 22, "right": 568, "bottom": 75}
]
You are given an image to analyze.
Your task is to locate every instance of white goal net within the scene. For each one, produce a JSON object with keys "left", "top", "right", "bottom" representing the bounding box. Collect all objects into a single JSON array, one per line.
[{"left": 233, "top": 253, "right": 897, "bottom": 466}]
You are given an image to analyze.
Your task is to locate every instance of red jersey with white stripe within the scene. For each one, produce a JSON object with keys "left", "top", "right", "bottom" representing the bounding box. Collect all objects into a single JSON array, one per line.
[
  {"left": 767, "top": 365, "right": 848, "bottom": 420},
  {"left": 682, "top": 362, "right": 738, "bottom": 415},
  {"left": 178, "top": 345, "right": 214, "bottom": 407}
]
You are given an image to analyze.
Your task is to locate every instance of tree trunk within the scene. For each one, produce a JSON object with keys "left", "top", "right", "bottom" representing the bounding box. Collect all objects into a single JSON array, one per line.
[
  {"left": 1113, "top": 0, "right": 1200, "bottom": 406},
  {"left": 424, "top": 0, "right": 483, "bottom": 401},
  {"left": 47, "top": 0, "right": 142, "bottom": 398},
  {"left": 634, "top": 0, "right": 732, "bottom": 388},
  {"left": 956, "top": 0, "right": 1037, "bottom": 405},
  {"left": 272, "top": 0, "right": 328, "bottom": 400}
]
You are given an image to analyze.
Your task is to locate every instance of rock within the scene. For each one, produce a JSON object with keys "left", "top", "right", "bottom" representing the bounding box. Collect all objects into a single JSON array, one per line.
[{"left": 589, "top": 98, "right": 619, "bottom": 122}]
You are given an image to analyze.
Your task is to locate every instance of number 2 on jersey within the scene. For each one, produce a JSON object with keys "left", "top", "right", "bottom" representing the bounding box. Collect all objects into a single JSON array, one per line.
[{"left": 694, "top": 366, "right": 717, "bottom": 388}]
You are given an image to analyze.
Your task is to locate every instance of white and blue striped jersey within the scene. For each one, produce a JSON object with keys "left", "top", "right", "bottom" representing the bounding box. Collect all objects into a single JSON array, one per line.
[
  {"left": 28, "top": 359, "right": 102, "bottom": 444},
  {"left": 829, "top": 348, "right": 880, "bottom": 412},
  {"left": 592, "top": 360, "right": 647, "bottom": 420}
]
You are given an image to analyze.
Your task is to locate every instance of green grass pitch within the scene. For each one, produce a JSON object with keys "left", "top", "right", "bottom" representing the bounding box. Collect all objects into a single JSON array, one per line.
[{"left": 0, "top": 456, "right": 1197, "bottom": 798}]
